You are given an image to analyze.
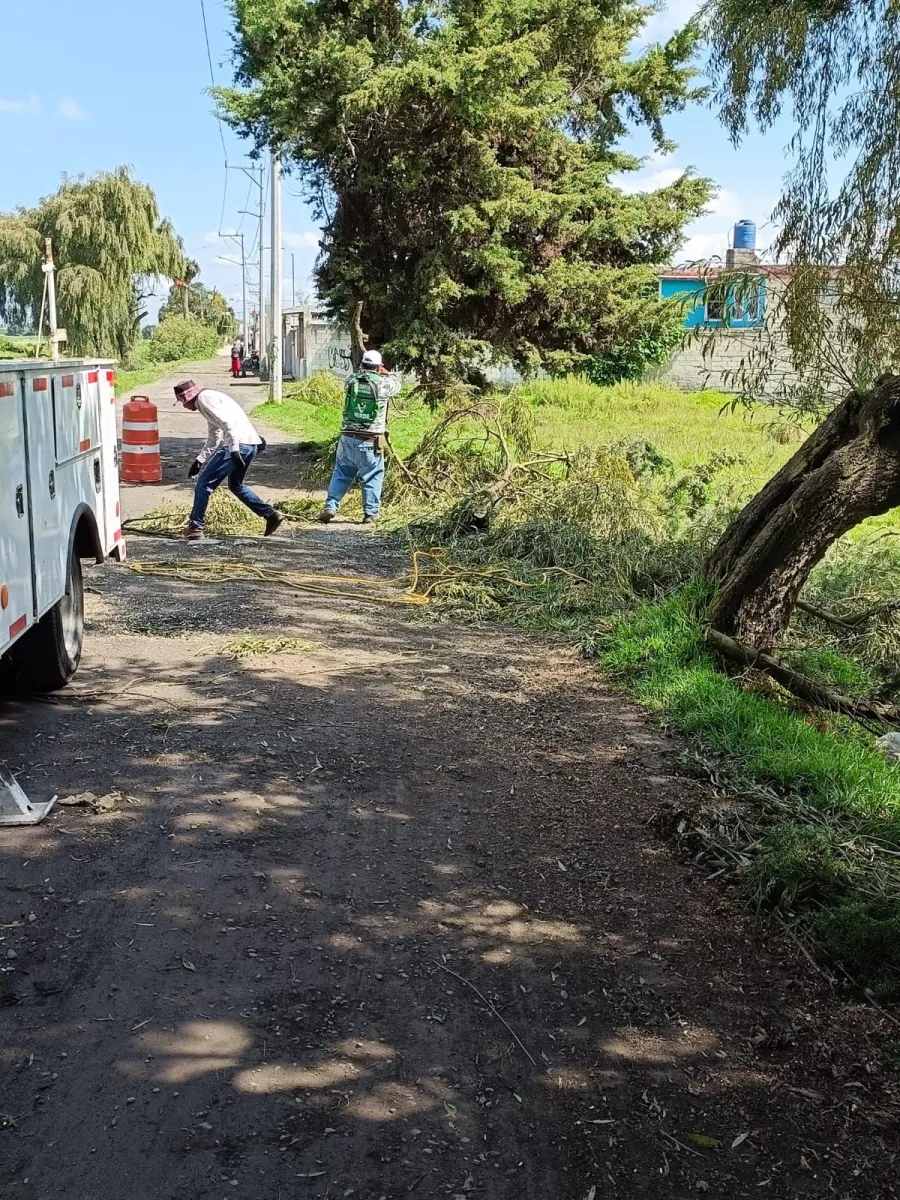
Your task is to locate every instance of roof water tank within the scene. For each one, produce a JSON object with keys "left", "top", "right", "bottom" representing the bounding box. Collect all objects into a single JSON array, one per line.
[{"left": 733, "top": 220, "right": 757, "bottom": 251}]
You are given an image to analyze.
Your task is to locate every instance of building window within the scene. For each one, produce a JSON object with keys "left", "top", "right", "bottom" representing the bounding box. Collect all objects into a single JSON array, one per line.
[{"left": 706, "top": 294, "right": 725, "bottom": 322}]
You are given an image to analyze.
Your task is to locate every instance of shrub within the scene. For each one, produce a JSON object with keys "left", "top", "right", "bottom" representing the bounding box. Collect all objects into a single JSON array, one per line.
[{"left": 147, "top": 317, "right": 221, "bottom": 363}]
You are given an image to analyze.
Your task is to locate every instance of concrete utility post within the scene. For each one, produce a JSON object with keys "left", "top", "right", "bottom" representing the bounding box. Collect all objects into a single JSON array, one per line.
[{"left": 269, "top": 149, "right": 283, "bottom": 402}]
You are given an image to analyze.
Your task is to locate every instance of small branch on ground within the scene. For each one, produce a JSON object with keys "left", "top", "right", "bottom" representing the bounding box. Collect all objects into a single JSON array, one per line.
[{"left": 433, "top": 959, "right": 537, "bottom": 1064}]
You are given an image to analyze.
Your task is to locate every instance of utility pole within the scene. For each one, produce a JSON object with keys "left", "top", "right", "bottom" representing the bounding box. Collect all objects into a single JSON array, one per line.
[
  {"left": 270, "top": 149, "right": 283, "bottom": 402},
  {"left": 291, "top": 253, "right": 296, "bottom": 307},
  {"left": 42, "top": 238, "right": 65, "bottom": 360},
  {"left": 258, "top": 174, "right": 267, "bottom": 370},
  {"left": 222, "top": 232, "right": 248, "bottom": 349}
]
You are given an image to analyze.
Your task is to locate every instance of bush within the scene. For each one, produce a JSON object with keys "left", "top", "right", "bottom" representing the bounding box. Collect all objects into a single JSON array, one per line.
[
  {"left": 284, "top": 370, "right": 345, "bottom": 407},
  {"left": 147, "top": 317, "right": 221, "bottom": 363}
]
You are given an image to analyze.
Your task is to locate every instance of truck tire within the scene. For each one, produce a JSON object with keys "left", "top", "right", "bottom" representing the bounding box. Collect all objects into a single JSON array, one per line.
[{"left": 4, "top": 554, "right": 85, "bottom": 694}]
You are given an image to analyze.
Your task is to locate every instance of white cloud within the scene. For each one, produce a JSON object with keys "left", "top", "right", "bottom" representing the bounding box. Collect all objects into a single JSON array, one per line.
[
  {"left": 680, "top": 231, "right": 729, "bottom": 262},
  {"left": 707, "top": 186, "right": 743, "bottom": 219},
  {"left": 0, "top": 94, "right": 41, "bottom": 116},
  {"left": 283, "top": 230, "right": 320, "bottom": 250},
  {"left": 57, "top": 97, "right": 87, "bottom": 121}
]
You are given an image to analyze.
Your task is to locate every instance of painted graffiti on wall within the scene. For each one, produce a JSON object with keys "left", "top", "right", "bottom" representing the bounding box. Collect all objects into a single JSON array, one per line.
[{"left": 327, "top": 346, "right": 352, "bottom": 372}]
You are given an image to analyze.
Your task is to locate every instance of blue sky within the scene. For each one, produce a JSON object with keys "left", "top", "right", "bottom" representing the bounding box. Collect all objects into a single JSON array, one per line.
[{"left": 0, "top": 0, "right": 793, "bottom": 323}]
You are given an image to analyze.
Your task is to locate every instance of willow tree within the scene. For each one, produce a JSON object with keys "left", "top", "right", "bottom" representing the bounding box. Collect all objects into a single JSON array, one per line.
[
  {"left": 696, "top": 0, "right": 900, "bottom": 656},
  {"left": 0, "top": 167, "right": 185, "bottom": 359},
  {"left": 219, "top": 0, "right": 711, "bottom": 395}
]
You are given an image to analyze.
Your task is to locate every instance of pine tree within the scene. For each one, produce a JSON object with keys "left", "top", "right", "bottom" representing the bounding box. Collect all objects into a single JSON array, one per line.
[{"left": 220, "top": 0, "right": 711, "bottom": 394}]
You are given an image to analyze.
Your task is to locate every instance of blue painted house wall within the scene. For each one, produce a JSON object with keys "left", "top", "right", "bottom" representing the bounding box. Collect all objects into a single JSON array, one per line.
[{"left": 660, "top": 276, "right": 766, "bottom": 329}]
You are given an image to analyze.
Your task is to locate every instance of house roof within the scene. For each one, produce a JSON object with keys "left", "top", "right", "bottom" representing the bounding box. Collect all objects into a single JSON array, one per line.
[{"left": 660, "top": 262, "right": 797, "bottom": 281}]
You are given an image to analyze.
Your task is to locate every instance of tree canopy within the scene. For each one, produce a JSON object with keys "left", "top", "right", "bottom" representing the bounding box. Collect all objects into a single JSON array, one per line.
[
  {"left": 702, "top": 0, "right": 900, "bottom": 409},
  {"left": 220, "top": 0, "right": 712, "bottom": 392},
  {"left": 157, "top": 279, "right": 238, "bottom": 338},
  {"left": 0, "top": 167, "right": 185, "bottom": 359}
]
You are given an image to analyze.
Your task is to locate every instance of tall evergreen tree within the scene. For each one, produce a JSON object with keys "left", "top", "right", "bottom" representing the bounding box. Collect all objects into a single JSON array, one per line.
[
  {"left": 0, "top": 167, "right": 184, "bottom": 359},
  {"left": 220, "top": 0, "right": 711, "bottom": 393}
]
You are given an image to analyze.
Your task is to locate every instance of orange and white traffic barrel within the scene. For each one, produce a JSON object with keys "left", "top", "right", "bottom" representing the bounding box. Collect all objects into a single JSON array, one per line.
[{"left": 120, "top": 395, "right": 162, "bottom": 483}]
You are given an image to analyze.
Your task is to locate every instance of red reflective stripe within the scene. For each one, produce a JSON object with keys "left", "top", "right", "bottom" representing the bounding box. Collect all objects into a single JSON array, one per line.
[
  {"left": 113, "top": 529, "right": 123, "bottom": 543},
  {"left": 0, "top": 382, "right": 14, "bottom": 397},
  {"left": 106, "top": 371, "right": 115, "bottom": 382},
  {"left": 87, "top": 370, "right": 99, "bottom": 383},
  {"left": 9, "top": 614, "right": 27, "bottom": 638},
  {"left": 61, "top": 374, "right": 74, "bottom": 387},
  {"left": 33, "top": 378, "right": 48, "bottom": 392},
  {"left": 79, "top": 439, "right": 91, "bottom": 452}
]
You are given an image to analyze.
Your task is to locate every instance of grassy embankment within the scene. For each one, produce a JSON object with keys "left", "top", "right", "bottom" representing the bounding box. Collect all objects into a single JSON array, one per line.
[{"left": 253, "top": 371, "right": 900, "bottom": 998}]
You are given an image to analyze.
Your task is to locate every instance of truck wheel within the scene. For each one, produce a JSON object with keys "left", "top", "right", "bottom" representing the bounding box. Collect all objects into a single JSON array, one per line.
[{"left": 7, "top": 554, "right": 85, "bottom": 694}]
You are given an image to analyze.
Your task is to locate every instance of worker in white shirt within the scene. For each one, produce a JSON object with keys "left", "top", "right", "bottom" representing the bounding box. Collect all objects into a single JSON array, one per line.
[{"left": 174, "top": 380, "right": 283, "bottom": 541}]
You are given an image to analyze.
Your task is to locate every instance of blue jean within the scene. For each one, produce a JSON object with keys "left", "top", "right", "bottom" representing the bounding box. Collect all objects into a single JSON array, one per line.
[
  {"left": 325, "top": 435, "right": 385, "bottom": 517},
  {"left": 190, "top": 444, "right": 275, "bottom": 530}
]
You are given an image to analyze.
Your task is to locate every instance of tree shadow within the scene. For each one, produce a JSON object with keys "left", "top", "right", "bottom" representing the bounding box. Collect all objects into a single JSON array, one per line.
[{"left": 0, "top": 547, "right": 894, "bottom": 1199}]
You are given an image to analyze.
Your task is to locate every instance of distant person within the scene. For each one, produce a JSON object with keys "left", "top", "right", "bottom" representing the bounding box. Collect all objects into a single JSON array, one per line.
[
  {"left": 230, "top": 340, "right": 242, "bottom": 379},
  {"left": 319, "top": 349, "right": 402, "bottom": 525},
  {"left": 174, "top": 380, "right": 283, "bottom": 541}
]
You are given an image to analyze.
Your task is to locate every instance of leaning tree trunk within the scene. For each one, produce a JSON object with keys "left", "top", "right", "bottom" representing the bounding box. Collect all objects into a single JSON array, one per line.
[
  {"left": 349, "top": 300, "right": 366, "bottom": 369},
  {"left": 705, "top": 375, "right": 900, "bottom": 653}
]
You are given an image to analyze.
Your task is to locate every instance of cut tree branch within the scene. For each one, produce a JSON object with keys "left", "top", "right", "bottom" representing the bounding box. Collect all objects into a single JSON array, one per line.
[{"left": 706, "top": 627, "right": 900, "bottom": 727}]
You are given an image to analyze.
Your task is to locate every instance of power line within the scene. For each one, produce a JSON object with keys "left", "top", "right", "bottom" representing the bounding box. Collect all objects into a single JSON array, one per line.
[
  {"left": 199, "top": 0, "right": 231, "bottom": 235},
  {"left": 200, "top": 0, "right": 229, "bottom": 162}
]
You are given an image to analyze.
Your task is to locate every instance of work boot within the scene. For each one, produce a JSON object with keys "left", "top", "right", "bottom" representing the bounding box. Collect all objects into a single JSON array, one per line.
[
  {"left": 362, "top": 514, "right": 378, "bottom": 525},
  {"left": 184, "top": 525, "right": 204, "bottom": 541},
  {"left": 318, "top": 509, "right": 335, "bottom": 524},
  {"left": 264, "top": 513, "right": 284, "bottom": 538}
]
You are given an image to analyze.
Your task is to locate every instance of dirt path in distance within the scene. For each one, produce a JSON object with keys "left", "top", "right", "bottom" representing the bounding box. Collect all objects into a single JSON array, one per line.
[{"left": 0, "top": 361, "right": 897, "bottom": 1200}]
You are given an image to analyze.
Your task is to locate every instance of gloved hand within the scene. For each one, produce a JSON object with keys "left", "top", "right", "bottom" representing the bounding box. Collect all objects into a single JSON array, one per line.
[
  {"left": 188, "top": 459, "right": 201, "bottom": 479},
  {"left": 231, "top": 451, "right": 246, "bottom": 471},
  {"left": 258, "top": 438, "right": 267, "bottom": 455}
]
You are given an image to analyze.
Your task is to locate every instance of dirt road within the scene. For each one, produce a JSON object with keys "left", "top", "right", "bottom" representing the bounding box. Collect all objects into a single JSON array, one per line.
[{"left": 1, "top": 360, "right": 897, "bottom": 1199}]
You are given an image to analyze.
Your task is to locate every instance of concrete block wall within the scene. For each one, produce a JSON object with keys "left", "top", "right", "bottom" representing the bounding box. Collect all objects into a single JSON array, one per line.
[{"left": 660, "top": 330, "right": 803, "bottom": 396}]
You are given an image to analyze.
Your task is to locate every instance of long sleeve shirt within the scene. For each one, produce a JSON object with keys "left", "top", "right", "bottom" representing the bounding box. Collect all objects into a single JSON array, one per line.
[{"left": 195, "top": 389, "right": 263, "bottom": 463}]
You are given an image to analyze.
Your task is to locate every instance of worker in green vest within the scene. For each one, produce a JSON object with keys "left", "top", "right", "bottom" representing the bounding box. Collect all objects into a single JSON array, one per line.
[{"left": 319, "top": 350, "right": 402, "bottom": 525}]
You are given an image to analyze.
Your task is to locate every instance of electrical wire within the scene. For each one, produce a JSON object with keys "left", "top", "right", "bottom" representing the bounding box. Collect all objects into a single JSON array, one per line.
[
  {"left": 199, "top": 0, "right": 231, "bottom": 235},
  {"left": 200, "top": 0, "right": 229, "bottom": 162}
]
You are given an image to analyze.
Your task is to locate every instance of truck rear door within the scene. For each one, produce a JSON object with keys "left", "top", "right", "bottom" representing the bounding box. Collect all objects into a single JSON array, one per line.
[{"left": 0, "top": 371, "right": 35, "bottom": 653}]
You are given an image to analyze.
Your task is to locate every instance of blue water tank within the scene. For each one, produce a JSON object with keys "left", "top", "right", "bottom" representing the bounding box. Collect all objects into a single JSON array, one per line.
[{"left": 733, "top": 220, "right": 757, "bottom": 251}]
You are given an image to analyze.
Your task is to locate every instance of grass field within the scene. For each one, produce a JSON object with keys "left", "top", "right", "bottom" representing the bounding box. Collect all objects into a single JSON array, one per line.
[{"left": 255, "top": 371, "right": 900, "bottom": 995}]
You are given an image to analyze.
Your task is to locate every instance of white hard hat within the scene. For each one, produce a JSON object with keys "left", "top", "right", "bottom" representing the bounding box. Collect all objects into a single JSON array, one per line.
[{"left": 361, "top": 349, "right": 383, "bottom": 367}]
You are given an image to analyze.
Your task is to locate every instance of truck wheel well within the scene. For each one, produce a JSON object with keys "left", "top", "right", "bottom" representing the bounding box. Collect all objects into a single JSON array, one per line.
[{"left": 72, "top": 509, "right": 103, "bottom": 564}]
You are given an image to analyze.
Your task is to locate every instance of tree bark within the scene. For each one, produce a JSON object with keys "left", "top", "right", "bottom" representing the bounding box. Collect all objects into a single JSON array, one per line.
[
  {"left": 705, "top": 375, "right": 900, "bottom": 652},
  {"left": 349, "top": 300, "right": 366, "bottom": 369}
]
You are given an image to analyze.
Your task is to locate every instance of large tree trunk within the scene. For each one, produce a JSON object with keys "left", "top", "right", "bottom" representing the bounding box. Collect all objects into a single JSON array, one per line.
[{"left": 705, "top": 375, "right": 900, "bottom": 652}]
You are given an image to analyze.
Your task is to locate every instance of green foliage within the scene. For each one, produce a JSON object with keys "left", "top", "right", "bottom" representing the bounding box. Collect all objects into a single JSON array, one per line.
[
  {"left": 221, "top": 0, "right": 711, "bottom": 394},
  {"left": 146, "top": 317, "right": 221, "bottom": 363},
  {"left": 584, "top": 325, "right": 685, "bottom": 386},
  {"left": 0, "top": 167, "right": 185, "bottom": 359},
  {"left": 702, "top": 0, "right": 900, "bottom": 409},
  {"left": 599, "top": 588, "right": 900, "bottom": 994},
  {"left": 158, "top": 277, "right": 238, "bottom": 338}
]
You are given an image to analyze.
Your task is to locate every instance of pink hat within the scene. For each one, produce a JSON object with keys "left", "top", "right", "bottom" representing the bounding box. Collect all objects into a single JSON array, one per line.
[{"left": 174, "top": 380, "right": 202, "bottom": 406}]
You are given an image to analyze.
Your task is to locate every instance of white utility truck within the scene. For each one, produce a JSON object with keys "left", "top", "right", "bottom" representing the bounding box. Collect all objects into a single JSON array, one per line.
[{"left": 0, "top": 358, "right": 125, "bottom": 695}]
